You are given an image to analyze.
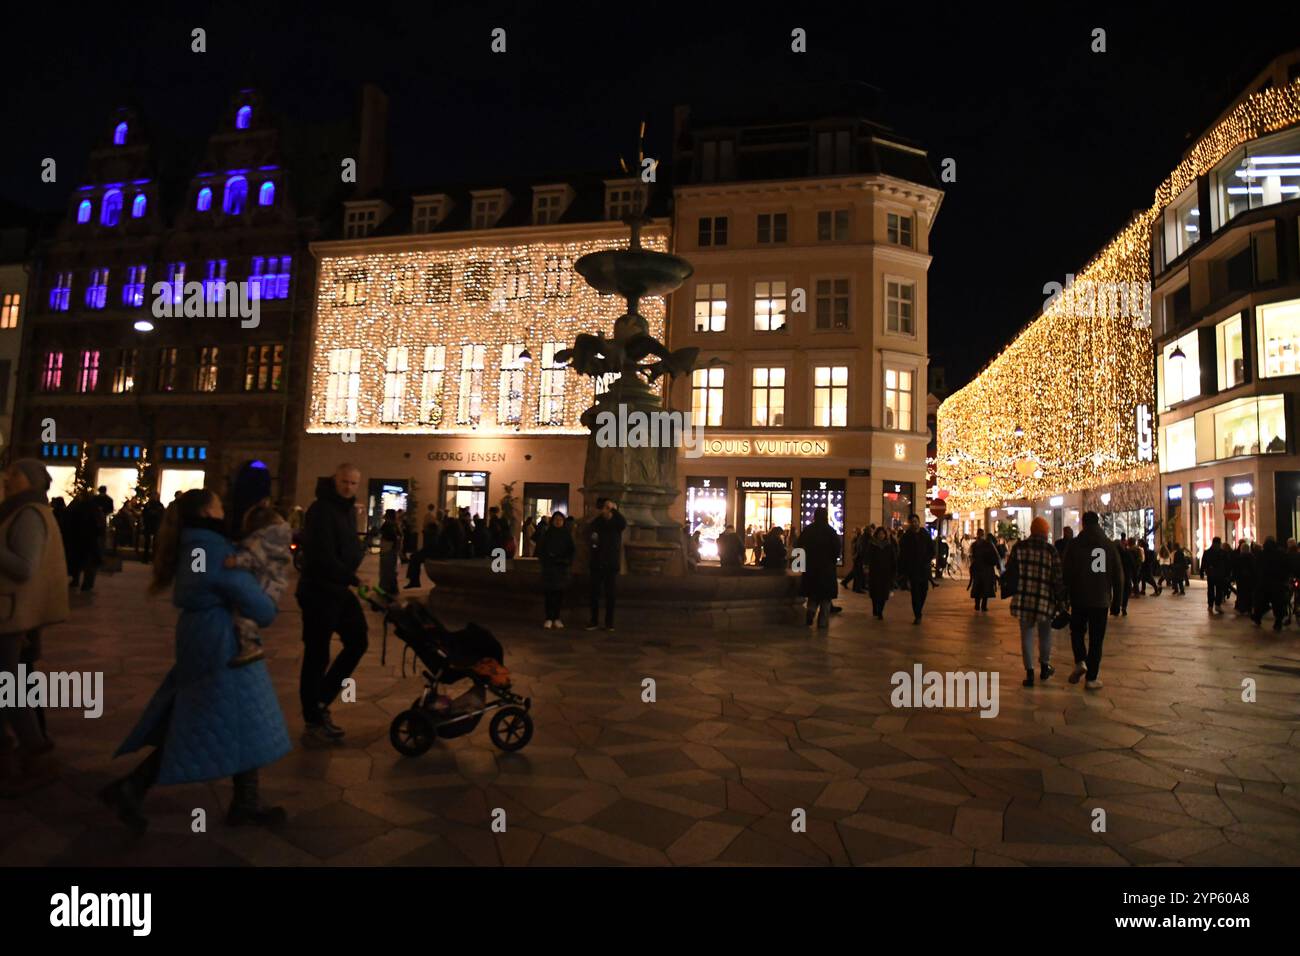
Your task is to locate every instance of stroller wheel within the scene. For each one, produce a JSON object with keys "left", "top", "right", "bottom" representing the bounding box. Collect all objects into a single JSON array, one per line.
[
  {"left": 489, "top": 707, "right": 534, "bottom": 752},
  {"left": 390, "top": 709, "right": 436, "bottom": 757}
]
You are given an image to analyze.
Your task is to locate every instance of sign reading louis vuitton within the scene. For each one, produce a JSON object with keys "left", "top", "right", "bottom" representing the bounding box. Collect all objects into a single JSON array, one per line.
[{"left": 700, "top": 437, "right": 829, "bottom": 458}]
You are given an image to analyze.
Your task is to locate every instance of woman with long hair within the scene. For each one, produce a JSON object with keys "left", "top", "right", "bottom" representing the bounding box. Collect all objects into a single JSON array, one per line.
[{"left": 100, "top": 488, "right": 291, "bottom": 833}]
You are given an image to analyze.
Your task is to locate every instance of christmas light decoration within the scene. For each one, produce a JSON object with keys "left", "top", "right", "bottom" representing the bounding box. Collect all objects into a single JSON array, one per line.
[
  {"left": 938, "top": 79, "right": 1300, "bottom": 511},
  {"left": 306, "top": 227, "right": 670, "bottom": 434}
]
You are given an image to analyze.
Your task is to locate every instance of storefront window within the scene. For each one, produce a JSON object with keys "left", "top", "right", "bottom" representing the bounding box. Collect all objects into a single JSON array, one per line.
[
  {"left": 1257, "top": 298, "right": 1300, "bottom": 378},
  {"left": 441, "top": 470, "right": 488, "bottom": 519},
  {"left": 1159, "top": 330, "right": 1200, "bottom": 409},
  {"left": 1161, "top": 185, "right": 1200, "bottom": 266},
  {"left": 1194, "top": 394, "right": 1286, "bottom": 462},
  {"left": 881, "top": 481, "right": 914, "bottom": 530},
  {"left": 799, "top": 479, "right": 845, "bottom": 561},
  {"left": 1159, "top": 418, "right": 1196, "bottom": 472},
  {"left": 738, "top": 478, "right": 793, "bottom": 545},
  {"left": 1216, "top": 313, "right": 1244, "bottom": 390},
  {"left": 1225, "top": 475, "right": 1257, "bottom": 547},
  {"left": 686, "top": 477, "right": 728, "bottom": 560},
  {"left": 1192, "top": 480, "right": 1215, "bottom": 566}
]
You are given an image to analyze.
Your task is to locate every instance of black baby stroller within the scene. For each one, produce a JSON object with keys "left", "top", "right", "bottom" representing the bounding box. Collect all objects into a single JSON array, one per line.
[{"left": 359, "top": 586, "right": 534, "bottom": 755}]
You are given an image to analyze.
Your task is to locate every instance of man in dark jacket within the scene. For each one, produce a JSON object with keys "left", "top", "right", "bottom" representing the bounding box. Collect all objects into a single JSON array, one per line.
[
  {"left": 717, "top": 524, "right": 744, "bottom": 568},
  {"left": 1201, "top": 537, "right": 1232, "bottom": 614},
  {"left": 797, "top": 508, "right": 840, "bottom": 629},
  {"left": 1251, "top": 537, "right": 1289, "bottom": 631},
  {"left": 898, "top": 514, "right": 935, "bottom": 624},
  {"left": 296, "top": 464, "right": 367, "bottom": 744},
  {"left": 1062, "top": 511, "right": 1125, "bottom": 689},
  {"left": 140, "top": 494, "right": 165, "bottom": 562},
  {"left": 585, "top": 498, "right": 627, "bottom": 631},
  {"left": 1053, "top": 526, "right": 1073, "bottom": 557}
]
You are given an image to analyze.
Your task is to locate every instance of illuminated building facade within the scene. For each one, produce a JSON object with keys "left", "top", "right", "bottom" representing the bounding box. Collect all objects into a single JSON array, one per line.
[
  {"left": 938, "top": 53, "right": 1300, "bottom": 558},
  {"left": 296, "top": 173, "right": 669, "bottom": 539},
  {"left": 666, "top": 90, "right": 943, "bottom": 560}
]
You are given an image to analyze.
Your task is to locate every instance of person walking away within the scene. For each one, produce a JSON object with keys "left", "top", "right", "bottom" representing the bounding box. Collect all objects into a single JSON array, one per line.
[
  {"left": 1007, "top": 517, "right": 1066, "bottom": 688},
  {"left": 796, "top": 508, "right": 839, "bottom": 629},
  {"left": 968, "top": 528, "right": 1000, "bottom": 612},
  {"left": 535, "top": 511, "right": 575, "bottom": 628},
  {"left": 1141, "top": 541, "right": 1162, "bottom": 595},
  {"left": 64, "top": 491, "right": 105, "bottom": 592},
  {"left": 866, "top": 526, "right": 897, "bottom": 619},
  {"left": 224, "top": 503, "right": 292, "bottom": 667},
  {"left": 1062, "top": 511, "right": 1124, "bottom": 690},
  {"left": 101, "top": 488, "right": 289, "bottom": 830},
  {"left": 377, "top": 509, "right": 400, "bottom": 594},
  {"left": 0, "top": 460, "right": 70, "bottom": 797},
  {"left": 296, "top": 464, "right": 368, "bottom": 744},
  {"left": 933, "top": 536, "right": 949, "bottom": 586},
  {"left": 1251, "top": 537, "right": 1289, "bottom": 631},
  {"left": 841, "top": 528, "right": 865, "bottom": 592},
  {"left": 1054, "top": 526, "right": 1074, "bottom": 557},
  {"left": 1171, "top": 545, "right": 1189, "bottom": 594},
  {"left": 1201, "top": 536, "right": 1232, "bottom": 614},
  {"left": 1232, "top": 540, "right": 1255, "bottom": 614},
  {"left": 586, "top": 498, "right": 626, "bottom": 631},
  {"left": 898, "top": 514, "right": 935, "bottom": 624},
  {"left": 94, "top": 485, "right": 115, "bottom": 519},
  {"left": 141, "top": 494, "right": 165, "bottom": 563}
]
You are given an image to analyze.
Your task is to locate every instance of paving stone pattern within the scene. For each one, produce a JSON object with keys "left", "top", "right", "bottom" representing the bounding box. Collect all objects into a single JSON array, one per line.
[{"left": 3, "top": 559, "right": 1298, "bottom": 866}]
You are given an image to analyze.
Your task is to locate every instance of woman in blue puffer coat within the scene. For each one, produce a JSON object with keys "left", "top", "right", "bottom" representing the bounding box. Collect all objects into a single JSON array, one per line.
[{"left": 100, "top": 488, "right": 291, "bottom": 833}]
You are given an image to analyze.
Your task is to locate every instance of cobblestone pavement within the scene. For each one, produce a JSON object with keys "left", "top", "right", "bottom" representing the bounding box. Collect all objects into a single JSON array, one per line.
[{"left": 3, "top": 557, "right": 1299, "bottom": 866}]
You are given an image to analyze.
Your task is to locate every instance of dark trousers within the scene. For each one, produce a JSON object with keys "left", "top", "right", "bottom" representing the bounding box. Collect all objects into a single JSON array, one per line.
[
  {"left": 1069, "top": 607, "right": 1109, "bottom": 680},
  {"left": 297, "top": 589, "right": 369, "bottom": 724},
  {"left": 973, "top": 597, "right": 989, "bottom": 611},
  {"left": 870, "top": 595, "right": 887, "bottom": 617},
  {"left": 544, "top": 589, "right": 563, "bottom": 620},
  {"left": 589, "top": 566, "right": 618, "bottom": 626},
  {"left": 1253, "top": 588, "right": 1287, "bottom": 629},
  {"left": 909, "top": 576, "right": 929, "bottom": 619},
  {"left": 1207, "top": 578, "right": 1227, "bottom": 608},
  {"left": 1119, "top": 578, "right": 1130, "bottom": 612},
  {"left": 405, "top": 548, "right": 424, "bottom": 586}
]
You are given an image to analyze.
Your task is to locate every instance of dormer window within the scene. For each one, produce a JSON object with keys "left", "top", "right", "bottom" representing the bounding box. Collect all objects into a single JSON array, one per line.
[
  {"left": 132, "top": 194, "right": 147, "bottom": 218},
  {"left": 236, "top": 105, "right": 252, "bottom": 130},
  {"left": 343, "top": 200, "right": 389, "bottom": 239},
  {"left": 532, "top": 185, "right": 573, "bottom": 225},
  {"left": 471, "top": 190, "right": 510, "bottom": 229},
  {"left": 605, "top": 181, "right": 645, "bottom": 220},
  {"left": 412, "top": 195, "right": 448, "bottom": 234},
  {"left": 259, "top": 181, "right": 276, "bottom": 207},
  {"left": 113, "top": 122, "right": 128, "bottom": 146},
  {"left": 77, "top": 199, "right": 93, "bottom": 224},
  {"left": 197, "top": 186, "right": 213, "bottom": 212}
]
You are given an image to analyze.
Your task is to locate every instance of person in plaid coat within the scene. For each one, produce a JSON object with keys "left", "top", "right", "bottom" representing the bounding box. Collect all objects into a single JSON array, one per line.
[{"left": 1007, "top": 516, "right": 1067, "bottom": 688}]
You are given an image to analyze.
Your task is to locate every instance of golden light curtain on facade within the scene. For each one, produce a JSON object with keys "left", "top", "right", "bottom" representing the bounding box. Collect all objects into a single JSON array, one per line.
[
  {"left": 307, "top": 230, "right": 668, "bottom": 434},
  {"left": 938, "top": 80, "right": 1300, "bottom": 510}
]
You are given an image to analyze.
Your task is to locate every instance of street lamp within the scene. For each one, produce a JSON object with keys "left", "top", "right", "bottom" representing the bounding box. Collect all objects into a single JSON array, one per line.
[
  {"left": 133, "top": 318, "right": 155, "bottom": 332},
  {"left": 1168, "top": 344, "right": 1186, "bottom": 365},
  {"left": 517, "top": 347, "right": 532, "bottom": 364}
]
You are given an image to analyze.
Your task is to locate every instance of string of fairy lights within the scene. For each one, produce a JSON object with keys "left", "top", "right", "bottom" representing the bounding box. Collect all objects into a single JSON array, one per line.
[
  {"left": 938, "top": 79, "right": 1300, "bottom": 512},
  {"left": 307, "top": 230, "right": 669, "bottom": 434}
]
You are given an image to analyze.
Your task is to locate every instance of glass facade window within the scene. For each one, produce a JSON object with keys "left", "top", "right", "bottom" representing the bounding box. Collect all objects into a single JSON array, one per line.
[
  {"left": 1161, "top": 186, "right": 1200, "bottom": 266},
  {"left": 1225, "top": 475, "right": 1257, "bottom": 547},
  {"left": 1216, "top": 313, "right": 1244, "bottom": 390},
  {"left": 685, "top": 477, "right": 728, "bottom": 560},
  {"left": 1159, "top": 330, "right": 1200, "bottom": 408},
  {"left": 1194, "top": 394, "right": 1286, "bottom": 462},
  {"left": 1160, "top": 418, "right": 1196, "bottom": 472},
  {"left": 1257, "top": 298, "right": 1300, "bottom": 378},
  {"left": 1211, "top": 125, "right": 1300, "bottom": 230}
]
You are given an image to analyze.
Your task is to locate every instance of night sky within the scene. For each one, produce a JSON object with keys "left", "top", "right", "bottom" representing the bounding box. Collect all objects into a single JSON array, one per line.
[{"left": 2, "top": 2, "right": 1295, "bottom": 389}]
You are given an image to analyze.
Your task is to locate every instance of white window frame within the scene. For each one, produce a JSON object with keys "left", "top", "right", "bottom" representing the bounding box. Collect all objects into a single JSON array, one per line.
[
  {"left": 694, "top": 282, "right": 727, "bottom": 333},
  {"left": 538, "top": 342, "right": 567, "bottom": 425},
  {"left": 883, "top": 364, "right": 916, "bottom": 432},
  {"left": 381, "top": 346, "right": 409, "bottom": 423},
  {"left": 814, "top": 277, "right": 851, "bottom": 331},
  {"left": 884, "top": 277, "right": 916, "bottom": 336},
  {"left": 498, "top": 343, "right": 526, "bottom": 425},
  {"left": 753, "top": 280, "right": 788, "bottom": 332},
  {"left": 812, "top": 365, "right": 849, "bottom": 427},
  {"left": 457, "top": 344, "right": 486, "bottom": 424},
  {"left": 325, "top": 348, "right": 361, "bottom": 424},
  {"left": 691, "top": 367, "right": 724, "bottom": 427},
  {"left": 750, "top": 366, "right": 786, "bottom": 427},
  {"left": 419, "top": 345, "right": 446, "bottom": 425}
]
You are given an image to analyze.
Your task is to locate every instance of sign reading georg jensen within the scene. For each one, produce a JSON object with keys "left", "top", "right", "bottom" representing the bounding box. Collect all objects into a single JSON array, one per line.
[
  {"left": 427, "top": 451, "right": 507, "bottom": 463},
  {"left": 701, "top": 436, "right": 830, "bottom": 458}
]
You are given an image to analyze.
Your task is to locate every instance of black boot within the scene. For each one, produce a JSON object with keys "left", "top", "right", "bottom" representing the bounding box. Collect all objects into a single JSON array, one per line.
[
  {"left": 227, "top": 769, "right": 287, "bottom": 827},
  {"left": 1040, "top": 662, "right": 1055, "bottom": 680},
  {"left": 1022, "top": 669, "right": 1034, "bottom": 688}
]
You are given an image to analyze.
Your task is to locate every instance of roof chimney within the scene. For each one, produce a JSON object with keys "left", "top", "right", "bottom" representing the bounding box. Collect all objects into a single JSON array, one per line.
[{"left": 357, "top": 83, "right": 389, "bottom": 198}]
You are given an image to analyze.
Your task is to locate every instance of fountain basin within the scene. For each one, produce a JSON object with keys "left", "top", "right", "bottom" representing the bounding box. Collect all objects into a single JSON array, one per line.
[{"left": 575, "top": 250, "right": 694, "bottom": 300}]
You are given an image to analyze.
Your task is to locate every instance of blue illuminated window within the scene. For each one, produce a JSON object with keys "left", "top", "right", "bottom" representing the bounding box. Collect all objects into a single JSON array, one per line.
[
  {"left": 132, "top": 194, "right": 147, "bottom": 218},
  {"left": 166, "top": 262, "right": 186, "bottom": 305},
  {"left": 197, "top": 187, "right": 212, "bottom": 212},
  {"left": 113, "top": 122, "right": 128, "bottom": 145},
  {"left": 85, "top": 269, "right": 109, "bottom": 310},
  {"left": 236, "top": 106, "right": 252, "bottom": 129},
  {"left": 77, "top": 199, "right": 92, "bottom": 224},
  {"left": 203, "top": 259, "right": 228, "bottom": 303},
  {"left": 101, "top": 189, "right": 123, "bottom": 227},
  {"left": 250, "top": 255, "right": 291, "bottom": 300},
  {"left": 223, "top": 176, "right": 247, "bottom": 215},
  {"left": 49, "top": 272, "right": 72, "bottom": 311},
  {"left": 123, "top": 265, "right": 147, "bottom": 307},
  {"left": 258, "top": 181, "right": 275, "bottom": 207}
]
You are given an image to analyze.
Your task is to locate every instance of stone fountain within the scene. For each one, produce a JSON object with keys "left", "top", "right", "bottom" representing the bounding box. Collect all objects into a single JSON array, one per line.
[{"left": 557, "top": 215, "right": 707, "bottom": 575}]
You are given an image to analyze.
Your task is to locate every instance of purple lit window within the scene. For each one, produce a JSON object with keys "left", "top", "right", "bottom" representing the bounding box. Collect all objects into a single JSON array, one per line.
[
  {"left": 197, "top": 187, "right": 212, "bottom": 212},
  {"left": 113, "top": 122, "right": 128, "bottom": 146},
  {"left": 77, "top": 199, "right": 92, "bottom": 224},
  {"left": 236, "top": 106, "right": 252, "bottom": 129},
  {"left": 85, "top": 268, "right": 109, "bottom": 310},
  {"left": 223, "top": 176, "right": 247, "bottom": 215},
  {"left": 258, "top": 181, "right": 275, "bottom": 206},
  {"left": 132, "top": 194, "right": 147, "bottom": 218},
  {"left": 101, "top": 189, "right": 123, "bottom": 227}
]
